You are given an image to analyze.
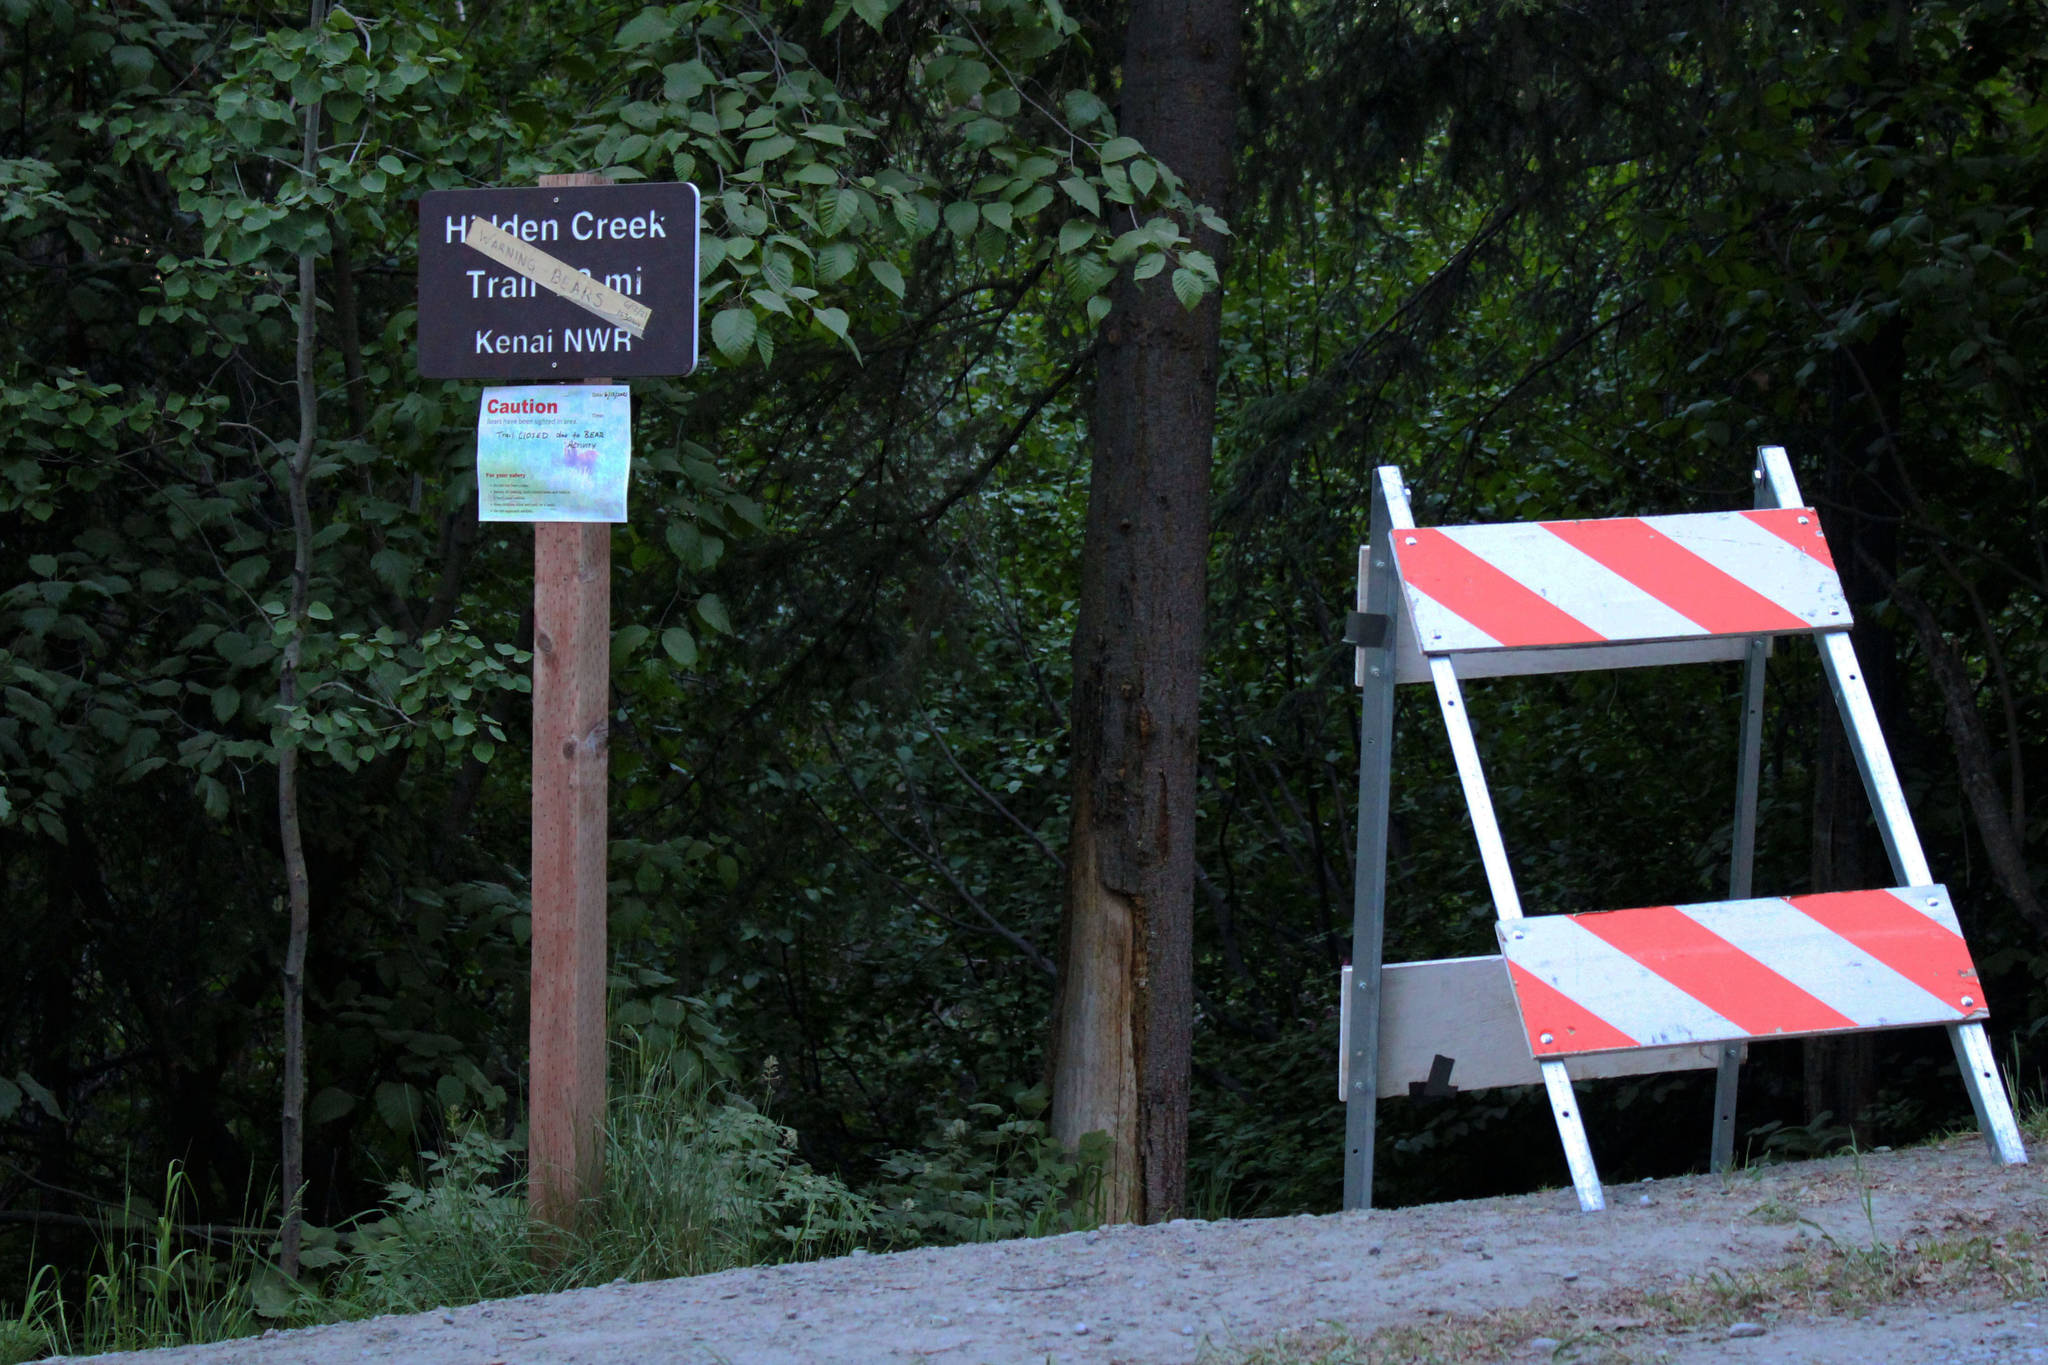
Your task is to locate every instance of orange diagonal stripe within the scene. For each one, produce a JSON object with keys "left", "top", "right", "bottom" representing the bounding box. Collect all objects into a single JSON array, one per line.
[
  {"left": 1397, "top": 529, "right": 1605, "bottom": 648},
  {"left": 1544, "top": 517, "right": 1812, "bottom": 635},
  {"left": 1569, "top": 905, "right": 1856, "bottom": 1036},
  {"left": 1506, "top": 961, "right": 1640, "bottom": 1056},
  {"left": 1788, "top": 890, "right": 1984, "bottom": 1016},
  {"left": 1742, "top": 507, "right": 1836, "bottom": 569}
]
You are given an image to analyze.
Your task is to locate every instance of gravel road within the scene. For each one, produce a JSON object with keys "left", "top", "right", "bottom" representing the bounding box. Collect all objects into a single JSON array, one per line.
[{"left": 59, "top": 1135, "right": 2045, "bottom": 1364}]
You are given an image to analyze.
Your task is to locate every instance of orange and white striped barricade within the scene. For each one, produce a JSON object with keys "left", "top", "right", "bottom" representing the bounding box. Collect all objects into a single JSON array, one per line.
[{"left": 1339, "top": 447, "right": 2027, "bottom": 1212}]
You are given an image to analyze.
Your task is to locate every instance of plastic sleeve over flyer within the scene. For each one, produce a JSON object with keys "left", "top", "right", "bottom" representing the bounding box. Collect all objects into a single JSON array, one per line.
[{"left": 475, "top": 385, "right": 631, "bottom": 522}]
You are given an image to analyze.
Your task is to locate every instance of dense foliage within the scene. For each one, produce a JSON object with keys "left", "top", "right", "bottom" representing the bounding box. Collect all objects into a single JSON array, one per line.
[{"left": 4, "top": 0, "right": 2046, "bottom": 1332}]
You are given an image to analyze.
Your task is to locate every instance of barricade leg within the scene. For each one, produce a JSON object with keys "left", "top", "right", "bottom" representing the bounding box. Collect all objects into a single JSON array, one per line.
[
  {"left": 1711, "top": 1044, "right": 1742, "bottom": 1174},
  {"left": 1715, "top": 635, "right": 1768, "bottom": 1174},
  {"left": 1950, "top": 1021, "right": 2028, "bottom": 1165},
  {"left": 1428, "top": 657, "right": 1523, "bottom": 920},
  {"left": 1816, "top": 628, "right": 2028, "bottom": 1163},
  {"left": 1541, "top": 1060, "right": 1605, "bottom": 1211},
  {"left": 1817, "top": 630, "right": 1933, "bottom": 886},
  {"left": 1342, "top": 472, "right": 1407, "bottom": 1211}
]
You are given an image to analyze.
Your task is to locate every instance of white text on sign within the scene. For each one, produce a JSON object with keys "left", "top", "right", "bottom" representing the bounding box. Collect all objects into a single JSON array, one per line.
[{"left": 443, "top": 210, "right": 672, "bottom": 245}]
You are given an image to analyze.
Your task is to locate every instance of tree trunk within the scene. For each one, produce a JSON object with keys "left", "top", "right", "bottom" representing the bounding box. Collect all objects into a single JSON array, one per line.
[
  {"left": 1049, "top": 0, "right": 1241, "bottom": 1224},
  {"left": 1883, "top": 573, "right": 2048, "bottom": 941},
  {"left": 276, "top": 0, "right": 326, "bottom": 1280}
]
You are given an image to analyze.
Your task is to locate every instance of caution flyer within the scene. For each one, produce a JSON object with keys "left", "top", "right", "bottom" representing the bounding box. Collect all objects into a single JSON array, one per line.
[{"left": 476, "top": 385, "right": 631, "bottom": 522}]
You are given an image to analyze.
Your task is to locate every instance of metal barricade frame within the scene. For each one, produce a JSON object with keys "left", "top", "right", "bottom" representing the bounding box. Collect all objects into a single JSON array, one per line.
[{"left": 1340, "top": 447, "right": 2028, "bottom": 1212}]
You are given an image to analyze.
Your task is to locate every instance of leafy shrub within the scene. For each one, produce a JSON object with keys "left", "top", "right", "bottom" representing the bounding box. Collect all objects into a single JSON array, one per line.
[
  {"left": 866, "top": 1085, "right": 1108, "bottom": 1245},
  {"left": 345, "top": 1125, "right": 544, "bottom": 1311}
]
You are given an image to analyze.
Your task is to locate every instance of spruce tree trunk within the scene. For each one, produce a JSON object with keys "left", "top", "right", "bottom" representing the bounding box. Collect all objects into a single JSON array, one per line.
[{"left": 1049, "top": 0, "right": 1240, "bottom": 1224}]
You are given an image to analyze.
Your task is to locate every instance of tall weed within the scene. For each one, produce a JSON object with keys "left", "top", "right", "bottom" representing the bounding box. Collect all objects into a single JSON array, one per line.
[
  {"left": 0, "top": 1265, "right": 59, "bottom": 1365},
  {"left": 582, "top": 1049, "right": 875, "bottom": 1277},
  {"left": 0, "top": 1165, "right": 294, "bottom": 1360}
]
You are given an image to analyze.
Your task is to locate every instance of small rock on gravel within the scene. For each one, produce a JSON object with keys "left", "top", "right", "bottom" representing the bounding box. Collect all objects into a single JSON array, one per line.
[{"left": 1726, "top": 1321, "right": 1767, "bottom": 1338}]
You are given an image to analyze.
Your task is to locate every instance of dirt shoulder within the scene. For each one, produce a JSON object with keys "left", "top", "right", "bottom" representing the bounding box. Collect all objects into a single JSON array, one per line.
[{"left": 62, "top": 1136, "right": 2045, "bottom": 1364}]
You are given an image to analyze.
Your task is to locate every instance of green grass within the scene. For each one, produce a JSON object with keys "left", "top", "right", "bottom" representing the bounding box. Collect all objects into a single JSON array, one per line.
[
  {"left": 346, "top": 1038, "right": 878, "bottom": 1314},
  {"left": 0, "top": 1033, "right": 878, "bottom": 1358},
  {"left": 0, "top": 1266, "right": 59, "bottom": 1365},
  {"left": 0, "top": 1166, "right": 291, "bottom": 1362},
  {"left": 0, "top": 1030, "right": 1105, "bottom": 1359}
]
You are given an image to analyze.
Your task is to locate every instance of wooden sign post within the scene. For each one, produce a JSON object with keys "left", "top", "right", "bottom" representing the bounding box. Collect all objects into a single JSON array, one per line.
[
  {"left": 529, "top": 514, "right": 611, "bottom": 1228},
  {"left": 528, "top": 169, "right": 613, "bottom": 1231},
  {"left": 419, "top": 168, "right": 698, "bottom": 1229}
]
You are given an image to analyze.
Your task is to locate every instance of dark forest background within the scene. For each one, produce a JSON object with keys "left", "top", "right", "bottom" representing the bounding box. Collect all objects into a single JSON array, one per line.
[{"left": 4, "top": 0, "right": 2046, "bottom": 1305}]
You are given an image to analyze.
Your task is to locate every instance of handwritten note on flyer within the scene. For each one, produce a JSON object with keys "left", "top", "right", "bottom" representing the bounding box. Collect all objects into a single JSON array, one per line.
[{"left": 476, "top": 385, "right": 631, "bottom": 522}]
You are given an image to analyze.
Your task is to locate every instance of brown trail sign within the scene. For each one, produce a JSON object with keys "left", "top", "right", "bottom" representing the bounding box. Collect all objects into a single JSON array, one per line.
[
  {"left": 419, "top": 181, "right": 699, "bottom": 379},
  {"left": 418, "top": 172, "right": 700, "bottom": 1229}
]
